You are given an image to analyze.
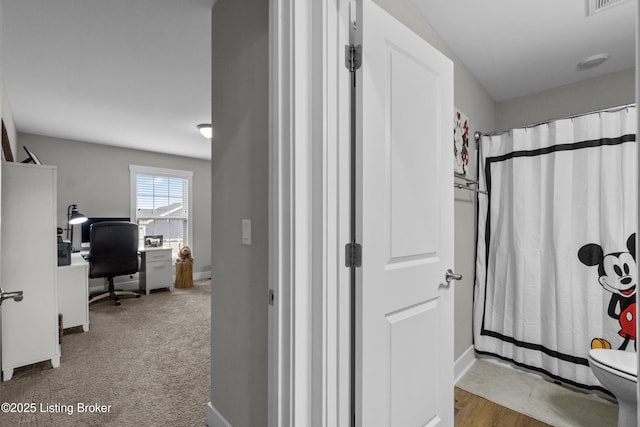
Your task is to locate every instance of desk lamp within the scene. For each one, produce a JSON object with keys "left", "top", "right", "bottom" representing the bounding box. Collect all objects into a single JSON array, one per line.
[{"left": 66, "top": 204, "right": 87, "bottom": 252}]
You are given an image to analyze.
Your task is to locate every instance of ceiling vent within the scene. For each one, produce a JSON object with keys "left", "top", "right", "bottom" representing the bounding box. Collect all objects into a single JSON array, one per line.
[{"left": 587, "top": 0, "right": 632, "bottom": 16}]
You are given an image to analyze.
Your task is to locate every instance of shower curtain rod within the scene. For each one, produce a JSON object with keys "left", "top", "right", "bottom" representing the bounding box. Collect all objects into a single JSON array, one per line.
[
  {"left": 454, "top": 172, "right": 478, "bottom": 184},
  {"left": 473, "top": 102, "right": 636, "bottom": 144}
]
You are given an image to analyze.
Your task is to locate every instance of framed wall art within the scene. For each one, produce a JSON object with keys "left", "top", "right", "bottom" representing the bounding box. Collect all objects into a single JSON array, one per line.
[
  {"left": 454, "top": 109, "right": 469, "bottom": 176},
  {"left": 144, "top": 235, "right": 163, "bottom": 248}
]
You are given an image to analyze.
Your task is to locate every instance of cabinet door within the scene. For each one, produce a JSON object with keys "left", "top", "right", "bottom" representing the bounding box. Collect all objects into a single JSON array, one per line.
[
  {"left": 2, "top": 163, "right": 59, "bottom": 377},
  {"left": 147, "top": 260, "right": 172, "bottom": 289}
]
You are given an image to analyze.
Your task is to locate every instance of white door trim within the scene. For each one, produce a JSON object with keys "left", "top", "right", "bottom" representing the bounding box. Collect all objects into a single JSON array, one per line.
[{"left": 268, "top": 0, "right": 351, "bottom": 426}]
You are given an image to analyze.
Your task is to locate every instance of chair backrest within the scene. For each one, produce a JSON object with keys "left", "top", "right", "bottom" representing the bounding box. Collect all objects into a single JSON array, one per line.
[{"left": 88, "top": 221, "right": 139, "bottom": 279}]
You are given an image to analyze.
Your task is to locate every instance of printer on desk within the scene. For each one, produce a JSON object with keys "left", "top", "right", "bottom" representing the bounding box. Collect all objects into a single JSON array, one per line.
[{"left": 57, "top": 234, "right": 72, "bottom": 266}]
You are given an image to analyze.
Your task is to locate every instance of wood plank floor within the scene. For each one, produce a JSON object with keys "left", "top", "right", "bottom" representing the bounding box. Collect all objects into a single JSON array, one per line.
[{"left": 455, "top": 387, "right": 552, "bottom": 427}]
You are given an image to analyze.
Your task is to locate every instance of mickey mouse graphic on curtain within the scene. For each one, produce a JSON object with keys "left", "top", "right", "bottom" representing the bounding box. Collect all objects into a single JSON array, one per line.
[{"left": 578, "top": 233, "right": 637, "bottom": 351}]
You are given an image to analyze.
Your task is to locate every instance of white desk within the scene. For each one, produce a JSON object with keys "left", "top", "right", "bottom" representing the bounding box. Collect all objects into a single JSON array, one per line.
[{"left": 57, "top": 253, "right": 89, "bottom": 332}]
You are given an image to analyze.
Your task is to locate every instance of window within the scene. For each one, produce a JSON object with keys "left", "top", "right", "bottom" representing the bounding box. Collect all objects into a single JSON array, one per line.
[{"left": 130, "top": 165, "right": 193, "bottom": 259}]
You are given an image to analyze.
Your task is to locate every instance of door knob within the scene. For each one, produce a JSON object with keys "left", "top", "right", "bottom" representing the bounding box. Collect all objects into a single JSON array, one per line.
[{"left": 445, "top": 269, "right": 462, "bottom": 284}]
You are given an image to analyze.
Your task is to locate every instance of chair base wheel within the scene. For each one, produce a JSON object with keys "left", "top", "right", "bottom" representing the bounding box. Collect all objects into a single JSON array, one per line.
[{"left": 88, "top": 286, "right": 140, "bottom": 306}]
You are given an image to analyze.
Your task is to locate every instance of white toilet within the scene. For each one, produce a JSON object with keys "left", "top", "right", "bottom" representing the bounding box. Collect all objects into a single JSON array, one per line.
[{"left": 588, "top": 349, "right": 638, "bottom": 427}]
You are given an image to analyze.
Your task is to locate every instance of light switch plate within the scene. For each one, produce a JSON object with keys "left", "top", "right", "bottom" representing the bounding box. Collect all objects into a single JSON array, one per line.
[{"left": 242, "top": 219, "right": 251, "bottom": 245}]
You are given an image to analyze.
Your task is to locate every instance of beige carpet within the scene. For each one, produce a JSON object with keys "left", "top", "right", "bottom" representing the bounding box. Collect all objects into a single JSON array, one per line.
[
  {"left": 456, "top": 358, "right": 619, "bottom": 427},
  {"left": 0, "top": 279, "right": 211, "bottom": 426}
]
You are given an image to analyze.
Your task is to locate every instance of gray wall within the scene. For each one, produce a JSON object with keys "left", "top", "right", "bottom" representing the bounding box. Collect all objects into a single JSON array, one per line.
[
  {"left": 210, "top": 0, "right": 269, "bottom": 426},
  {"left": 373, "top": 0, "right": 497, "bottom": 362},
  {"left": 16, "top": 132, "right": 212, "bottom": 276},
  {"left": 496, "top": 67, "right": 635, "bottom": 131}
]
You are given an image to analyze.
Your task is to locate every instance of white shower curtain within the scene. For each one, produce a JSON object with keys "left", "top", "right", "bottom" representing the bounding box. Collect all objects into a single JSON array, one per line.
[{"left": 474, "top": 106, "right": 637, "bottom": 391}]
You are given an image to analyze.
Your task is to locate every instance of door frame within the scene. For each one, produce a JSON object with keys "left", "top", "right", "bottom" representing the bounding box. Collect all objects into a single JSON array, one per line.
[{"left": 268, "top": 0, "right": 352, "bottom": 425}]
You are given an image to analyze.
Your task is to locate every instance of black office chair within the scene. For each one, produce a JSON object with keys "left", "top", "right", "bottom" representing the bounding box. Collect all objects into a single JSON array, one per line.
[{"left": 88, "top": 221, "right": 141, "bottom": 306}]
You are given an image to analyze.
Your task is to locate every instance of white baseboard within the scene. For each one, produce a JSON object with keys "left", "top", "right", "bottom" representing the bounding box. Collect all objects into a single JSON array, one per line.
[
  {"left": 454, "top": 345, "right": 476, "bottom": 385},
  {"left": 207, "top": 402, "right": 232, "bottom": 427},
  {"left": 194, "top": 270, "right": 212, "bottom": 280}
]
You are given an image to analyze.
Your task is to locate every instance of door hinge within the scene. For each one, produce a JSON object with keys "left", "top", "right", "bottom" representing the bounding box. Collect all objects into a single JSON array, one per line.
[
  {"left": 345, "top": 242, "right": 362, "bottom": 268},
  {"left": 268, "top": 289, "right": 274, "bottom": 306},
  {"left": 345, "top": 44, "right": 362, "bottom": 72}
]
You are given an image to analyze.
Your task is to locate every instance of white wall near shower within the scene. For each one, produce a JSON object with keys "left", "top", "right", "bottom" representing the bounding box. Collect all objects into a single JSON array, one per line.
[{"left": 495, "top": 67, "right": 635, "bottom": 131}]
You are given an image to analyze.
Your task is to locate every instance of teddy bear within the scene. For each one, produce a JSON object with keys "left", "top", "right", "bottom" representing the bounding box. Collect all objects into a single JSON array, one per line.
[{"left": 177, "top": 245, "right": 193, "bottom": 263}]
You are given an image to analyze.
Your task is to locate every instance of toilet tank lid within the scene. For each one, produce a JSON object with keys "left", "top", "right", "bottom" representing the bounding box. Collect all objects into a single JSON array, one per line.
[{"left": 589, "top": 349, "right": 637, "bottom": 378}]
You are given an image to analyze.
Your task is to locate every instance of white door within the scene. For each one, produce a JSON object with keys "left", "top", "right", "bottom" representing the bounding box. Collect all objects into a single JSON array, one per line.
[{"left": 354, "top": 1, "right": 454, "bottom": 425}]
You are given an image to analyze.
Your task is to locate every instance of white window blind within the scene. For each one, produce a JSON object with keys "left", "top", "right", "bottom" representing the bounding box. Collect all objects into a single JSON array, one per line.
[{"left": 130, "top": 165, "right": 193, "bottom": 258}]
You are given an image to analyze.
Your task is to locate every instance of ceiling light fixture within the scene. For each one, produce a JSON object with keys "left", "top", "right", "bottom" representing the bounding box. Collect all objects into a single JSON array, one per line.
[
  {"left": 577, "top": 53, "right": 610, "bottom": 70},
  {"left": 197, "top": 123, "right": 213, "bottom": 139}
]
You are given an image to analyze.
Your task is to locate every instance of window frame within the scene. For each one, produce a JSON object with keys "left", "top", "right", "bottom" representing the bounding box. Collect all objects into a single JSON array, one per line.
[{"left": 129, "top": 164, "right": 194, "bottom": 257}]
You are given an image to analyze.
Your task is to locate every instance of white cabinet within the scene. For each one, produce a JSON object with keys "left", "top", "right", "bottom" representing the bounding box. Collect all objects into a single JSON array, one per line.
[
  {"left": 1, "top": 163, "right": 60, "bottom": 381},
  {"left": 57, "top": 253, "right": 89, "bottom": 332},
  {"left": 140, "top": 248, "right": 173, "bottom": 294}
]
